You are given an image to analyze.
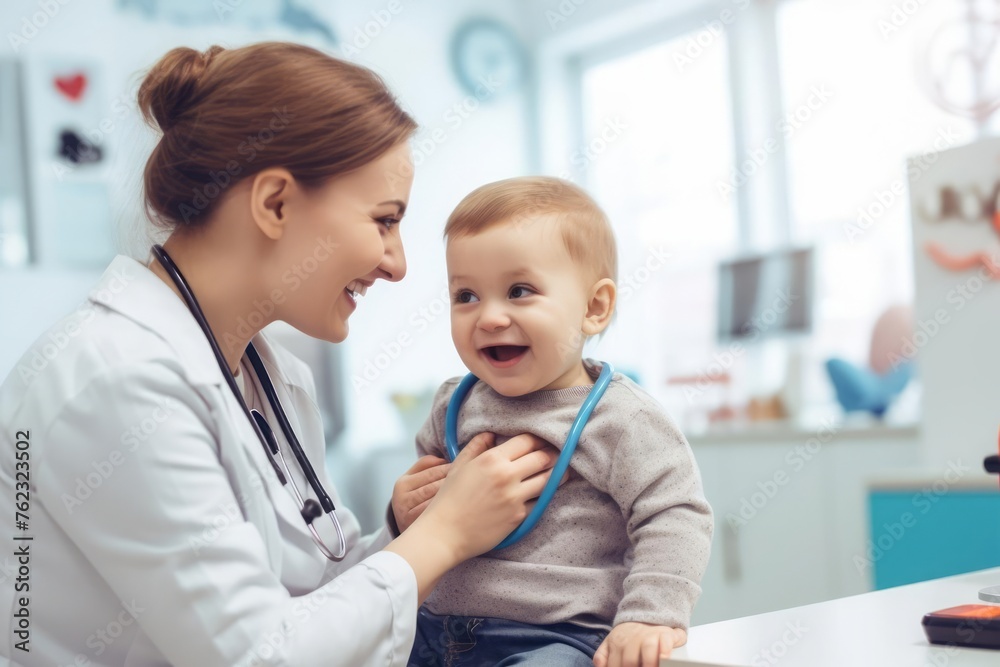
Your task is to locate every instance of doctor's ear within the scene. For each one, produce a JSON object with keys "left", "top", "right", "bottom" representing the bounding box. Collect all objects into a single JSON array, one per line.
[
  {"left": 249, "top": 168, "right": 297, "bottom": 240},
  {"left": 582, "top": 278, "right": 616, "bottom": 337}
]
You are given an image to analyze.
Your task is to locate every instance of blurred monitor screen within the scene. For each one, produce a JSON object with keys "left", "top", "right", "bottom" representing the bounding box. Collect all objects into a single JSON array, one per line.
[{"left": 717, "top": 247, "right": 813, "bottom": 342}]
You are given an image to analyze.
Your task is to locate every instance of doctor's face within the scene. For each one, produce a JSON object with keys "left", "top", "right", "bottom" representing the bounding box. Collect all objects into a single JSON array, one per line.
[{"left": 276, "top": 141, "right": 413, "bottom": 343}]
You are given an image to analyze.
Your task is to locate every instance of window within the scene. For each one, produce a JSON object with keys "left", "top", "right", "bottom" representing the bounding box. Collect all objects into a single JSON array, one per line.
[
  {"left": 579, "top": 25, "right": 740, "bottom": 413},
  {"left": 581, "top": 30, "right": 739, "bottom": 257},
  {"left": 777, "top": 0, "right": 978, "bottom": 371},
  {"left": 568, "top": 0, "right": 984, "bottom": 422}
]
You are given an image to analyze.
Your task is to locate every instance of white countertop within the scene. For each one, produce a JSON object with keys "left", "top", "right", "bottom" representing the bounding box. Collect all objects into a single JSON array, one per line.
[{"left": 668, "top": 567, "right": 1000, "bottom": 666}]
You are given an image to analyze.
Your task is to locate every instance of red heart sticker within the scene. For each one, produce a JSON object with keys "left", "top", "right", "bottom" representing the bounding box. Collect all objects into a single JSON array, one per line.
[{"left": 54, "top": 73, "right": 87, "bottom": 101}]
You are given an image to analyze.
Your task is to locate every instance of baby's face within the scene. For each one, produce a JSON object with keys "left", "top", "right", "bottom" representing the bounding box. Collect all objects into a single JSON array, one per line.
[{"left": 446, "top": 217, "right": 593, "bottom": 396}]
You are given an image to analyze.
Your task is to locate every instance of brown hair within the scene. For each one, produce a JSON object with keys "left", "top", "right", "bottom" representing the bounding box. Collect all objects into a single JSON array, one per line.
[
  {"left": 137, "top": 42, "right": 417, "bottom": 229},
  {"left": 444, "top": 176, "right": 618, "bottom": 285}
]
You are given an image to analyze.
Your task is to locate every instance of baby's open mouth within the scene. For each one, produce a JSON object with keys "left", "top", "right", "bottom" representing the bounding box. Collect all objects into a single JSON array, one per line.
[{"left": 483, "top": 345, "right": 529, "bottom": 365}]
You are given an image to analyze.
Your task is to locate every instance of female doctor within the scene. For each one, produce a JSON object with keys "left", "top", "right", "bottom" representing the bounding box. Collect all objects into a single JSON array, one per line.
[{"left": 0, "top": 42, "right": 562, "bottom": 666}]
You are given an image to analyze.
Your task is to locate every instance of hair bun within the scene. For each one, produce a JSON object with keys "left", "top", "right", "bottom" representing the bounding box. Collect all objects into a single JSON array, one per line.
[{"left": 138, "top": 45, "right": 224, "bottom": 133}]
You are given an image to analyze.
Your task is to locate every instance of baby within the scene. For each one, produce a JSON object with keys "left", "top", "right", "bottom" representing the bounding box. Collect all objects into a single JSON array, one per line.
[{"left": 406, "top": 176, "right": 713, "bottom": 667}]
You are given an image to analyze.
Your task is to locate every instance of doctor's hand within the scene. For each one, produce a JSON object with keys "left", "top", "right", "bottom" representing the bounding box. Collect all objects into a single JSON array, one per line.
[
  {"left": 390, "top": 455, "right": 450, "bottom": 533},
  {"left": 424, "top": 431, "right": 563, "bottom": 560},
  {"left": 385, "top": 431, "right": 563, "bottom": 604},
  {"left": 593, "top": 622, "right": 687, "bottom": 667}
]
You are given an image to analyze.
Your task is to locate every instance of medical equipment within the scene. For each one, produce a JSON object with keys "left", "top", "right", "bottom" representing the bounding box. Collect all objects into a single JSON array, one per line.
[
  {"left": 151, "top": 245, "right": 347, "bottom": 561},
  {"left": 923, "top": 605, "right": 1000, "bottom": 649},
  {"left": 444, "top": 362, "right": 614, "bottom": 549}
]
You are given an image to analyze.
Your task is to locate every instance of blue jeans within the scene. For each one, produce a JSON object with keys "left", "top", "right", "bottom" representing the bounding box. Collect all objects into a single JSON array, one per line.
[{"left": 407, "top": 606, "right": 608, "bottom": 667}]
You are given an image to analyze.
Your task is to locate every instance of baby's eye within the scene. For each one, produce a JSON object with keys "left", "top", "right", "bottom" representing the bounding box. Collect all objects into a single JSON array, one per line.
[
  {"left": 509, "top": 285, "right": 535, "bottom": 299},
  {"left": 454, "top": 290, "right": 479, "bottom": 304}
]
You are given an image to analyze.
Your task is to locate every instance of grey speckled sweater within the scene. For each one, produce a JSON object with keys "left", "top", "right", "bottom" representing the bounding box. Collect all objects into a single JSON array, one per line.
[{"left": 415, "top": 358, "right": 714, "bottom": 632}]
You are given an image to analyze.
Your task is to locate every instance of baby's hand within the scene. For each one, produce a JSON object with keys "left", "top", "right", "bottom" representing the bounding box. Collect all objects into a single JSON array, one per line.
[
  {"left": 593, "top": 622, "right": 687, "bottom": 667},
  {"left": 390, "top": 455, "right": 450, "bottom": 533}
]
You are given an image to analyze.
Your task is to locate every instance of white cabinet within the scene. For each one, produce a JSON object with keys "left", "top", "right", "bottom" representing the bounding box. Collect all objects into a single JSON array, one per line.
[{"left": 690, "top": 424, "right": 920, "bottom": 625}]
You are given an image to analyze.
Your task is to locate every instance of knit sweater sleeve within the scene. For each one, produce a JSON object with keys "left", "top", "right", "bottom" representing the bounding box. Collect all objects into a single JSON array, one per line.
[{"left": 605, "top": 400, "right": 714, "bottom": 630}]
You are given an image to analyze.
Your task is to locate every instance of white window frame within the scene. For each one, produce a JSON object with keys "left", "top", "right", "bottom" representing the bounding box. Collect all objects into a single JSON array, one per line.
[{"left": 533, "top": 0, "right": 795, "bottom": 254}]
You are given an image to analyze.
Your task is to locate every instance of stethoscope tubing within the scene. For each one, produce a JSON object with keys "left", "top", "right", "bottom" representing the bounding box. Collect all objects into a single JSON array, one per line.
[
  {"left": 150, "top": 244, "right": 347, "bottom": 560},
  {"left": 444, "top": 361, "right": 614, "bottom": 549}
]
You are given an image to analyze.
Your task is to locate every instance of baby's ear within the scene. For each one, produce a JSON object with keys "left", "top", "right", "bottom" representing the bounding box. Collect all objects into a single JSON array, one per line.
[{"left": 582, "top": 278, "right": 616, "bottom": 336}]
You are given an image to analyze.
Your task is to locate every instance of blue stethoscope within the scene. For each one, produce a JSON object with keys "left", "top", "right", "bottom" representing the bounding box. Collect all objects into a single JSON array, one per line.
[{"left": 444, "top": 362, "right": 614, "bottom": 549}]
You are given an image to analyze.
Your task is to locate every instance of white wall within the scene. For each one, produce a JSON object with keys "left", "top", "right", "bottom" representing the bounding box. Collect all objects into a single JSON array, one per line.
[{"left": 0, "top": 0, "right": 535, "bottom": 454}]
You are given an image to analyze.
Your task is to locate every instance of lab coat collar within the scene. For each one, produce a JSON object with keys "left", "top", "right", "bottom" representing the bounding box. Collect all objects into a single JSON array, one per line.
[
  {"left": 87, "top": 253, "right": 297, "bottom": 389},
  {"left": 89, "top": 255, "right": 323, "bottom": 571},
  {"left": 88, "top": 254, "right": 224, "bottom": 385}
]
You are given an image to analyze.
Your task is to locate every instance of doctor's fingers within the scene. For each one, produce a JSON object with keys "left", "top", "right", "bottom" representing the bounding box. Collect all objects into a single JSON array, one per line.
[
  {"left": 405, "top": 454, "right": 449, "bottom": 475},
  {"left": 399, "top": 457, "right": 450, "bottom": 490},
  {"left": 404, "top": 495, "right": 436, "bottom": 522},
  {"left": 516, "top": 465, "right": 565, "bottom": 503},
  {"left": 452, "top": 431, "right": 497, "bottom": 466},
  {"left": 509, "top": 446, "right": 561, "bottom": 482},
  {"left": 491, "top": 431, "right": 557, "bottom": 462}
]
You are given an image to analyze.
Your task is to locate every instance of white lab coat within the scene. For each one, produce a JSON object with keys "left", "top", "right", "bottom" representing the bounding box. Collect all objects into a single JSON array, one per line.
[{"left": 0, "top": 254, "right": 417, "bottom": 666}]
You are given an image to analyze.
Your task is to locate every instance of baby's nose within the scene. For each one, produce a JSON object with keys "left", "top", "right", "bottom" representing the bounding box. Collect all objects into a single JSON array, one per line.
[{"left": 477, "top": 302, "right": 510, "bottom": 331}]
